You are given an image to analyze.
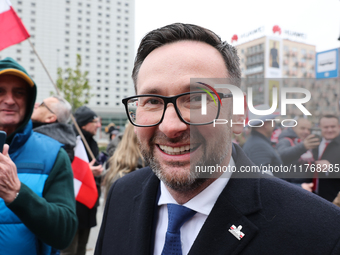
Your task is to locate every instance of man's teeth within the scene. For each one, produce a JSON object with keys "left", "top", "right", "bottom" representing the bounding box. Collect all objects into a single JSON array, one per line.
[{"left": 159, "top": 145, "right": 193, "bottom": 155}]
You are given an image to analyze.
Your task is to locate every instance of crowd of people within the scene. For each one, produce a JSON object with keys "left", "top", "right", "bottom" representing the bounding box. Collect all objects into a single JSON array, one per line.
[{"left": 1, "top": 23, "right": 340, "bottom": 255}]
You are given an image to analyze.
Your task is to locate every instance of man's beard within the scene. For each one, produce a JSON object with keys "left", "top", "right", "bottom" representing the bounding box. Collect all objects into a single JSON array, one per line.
[{"left": 138, "top": 127, "right": 231, "bottom": 192}]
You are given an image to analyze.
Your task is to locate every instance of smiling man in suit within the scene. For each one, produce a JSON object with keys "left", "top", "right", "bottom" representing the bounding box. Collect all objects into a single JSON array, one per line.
[{"left": 95, "top": 23, "right": 340, "bottom": 255}]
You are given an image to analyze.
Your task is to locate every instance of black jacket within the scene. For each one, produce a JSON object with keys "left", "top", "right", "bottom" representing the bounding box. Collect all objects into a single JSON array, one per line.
[
  {"left": 74, "top": 127, "right": 101, "bottom": 229},
  {"left": 95, "top": 144, "right": 340, "bottom": 255},
  {"left": 312, "top": 134, "right": 340, "bottom": 202}
]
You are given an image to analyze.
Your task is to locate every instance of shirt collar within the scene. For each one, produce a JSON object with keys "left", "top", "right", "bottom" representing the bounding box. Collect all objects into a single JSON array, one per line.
[{"left": 158, "top": 157, "right": 235, "bottom": 216}]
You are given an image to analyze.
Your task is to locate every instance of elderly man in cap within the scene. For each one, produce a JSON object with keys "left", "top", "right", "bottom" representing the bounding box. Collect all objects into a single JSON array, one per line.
[
  {"left": 69, "top": 106, "right": 103, "bottom": 255},
  {"left": 242, "top": 104, "right": 282, "bottom": 173},
  {"left": 0, "top": 57, "right": 77, "bottom": 255}
]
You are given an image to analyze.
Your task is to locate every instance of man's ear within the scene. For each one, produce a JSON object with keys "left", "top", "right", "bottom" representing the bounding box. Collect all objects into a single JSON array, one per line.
[
  {"left": 45, "top": 114, "right": 58, "bottom": 123},
  {"left": 231, "top": 114, "right": 245, "bottom": 135}
]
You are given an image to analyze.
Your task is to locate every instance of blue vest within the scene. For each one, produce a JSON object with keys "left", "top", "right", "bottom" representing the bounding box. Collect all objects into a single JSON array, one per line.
[{"left": 0, "top": 123, "right": 61, "bottom": 255}]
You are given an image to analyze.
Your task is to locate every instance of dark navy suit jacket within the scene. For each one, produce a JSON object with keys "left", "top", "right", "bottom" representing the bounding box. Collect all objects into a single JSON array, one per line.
[{"left": 95, "top": 144, "right": 340, "bottom": 255}]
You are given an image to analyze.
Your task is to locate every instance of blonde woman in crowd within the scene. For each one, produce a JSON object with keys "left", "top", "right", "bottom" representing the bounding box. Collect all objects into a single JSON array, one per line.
[{"left": 103, "top": 123, "right": 144, "bottom": 199}]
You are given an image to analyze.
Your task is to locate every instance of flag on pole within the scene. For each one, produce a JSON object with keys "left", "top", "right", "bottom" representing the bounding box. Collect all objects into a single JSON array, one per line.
[
  {"left": 72, "top": 136, "right": 98, "bottom": 209},
  {"left": 0, "top": 0, "right": 30, "bottom": 51}
]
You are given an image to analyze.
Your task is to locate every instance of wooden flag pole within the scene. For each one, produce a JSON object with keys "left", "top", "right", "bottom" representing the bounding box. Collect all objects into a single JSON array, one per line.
[{"left": 28, "top": 38, "right": 96, "bottom": 161}]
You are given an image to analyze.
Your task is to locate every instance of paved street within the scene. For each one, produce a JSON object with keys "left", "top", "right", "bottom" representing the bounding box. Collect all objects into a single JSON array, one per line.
[{"left": 86, "top": 197, "right": 104, "bottom": 255}]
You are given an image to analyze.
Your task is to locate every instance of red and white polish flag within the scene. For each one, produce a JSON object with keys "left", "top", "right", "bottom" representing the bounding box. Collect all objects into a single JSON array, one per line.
[
  {"left": 0, "top": 0, "right": 30, "bottom": 51},
  {"left": 72, "top": 136, "right": 98, "bottom": 209}
]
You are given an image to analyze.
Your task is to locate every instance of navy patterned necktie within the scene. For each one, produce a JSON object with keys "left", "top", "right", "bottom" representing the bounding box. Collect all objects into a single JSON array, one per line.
[{"left": 161, "top": 203, "right": 196, "bottom": 255}]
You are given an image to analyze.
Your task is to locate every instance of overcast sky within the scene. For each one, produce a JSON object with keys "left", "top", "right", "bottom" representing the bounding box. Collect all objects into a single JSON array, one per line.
[{"left": 135, "top": 0, "right": 340, "bottom": 53}]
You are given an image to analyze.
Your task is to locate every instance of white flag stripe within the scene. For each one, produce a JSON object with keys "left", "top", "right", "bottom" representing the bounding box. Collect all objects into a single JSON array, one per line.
[
  {"left": 74, "top": 136, "right": 89, "bottom": 163},
  {"left": 0, "top": 0, "right": 11, "bottom": 14},
  {"left": 73, "top": 178, "right": 81, "bottom": 197}
]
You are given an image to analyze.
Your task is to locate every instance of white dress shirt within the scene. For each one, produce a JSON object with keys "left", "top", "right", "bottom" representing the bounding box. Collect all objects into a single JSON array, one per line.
[
  {"left": 318, "top": 138, "right": 332, "bottom": 159},
  {"left": 153, "top": 157, "right": 235, "bottom": 255}
]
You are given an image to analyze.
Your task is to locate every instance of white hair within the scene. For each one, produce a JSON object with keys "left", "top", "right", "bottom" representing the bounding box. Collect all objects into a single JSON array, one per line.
[{"left": 51, "top": 95, "right": 72, "bottom": 124}]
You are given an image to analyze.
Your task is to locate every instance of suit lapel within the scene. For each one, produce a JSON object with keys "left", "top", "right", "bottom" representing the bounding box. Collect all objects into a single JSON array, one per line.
[
  {"left": 189, "top": 145, "right": 262, "bottom": 255},
  {"left": 129, "top": 170, "right": 160, "bottom": 255}
]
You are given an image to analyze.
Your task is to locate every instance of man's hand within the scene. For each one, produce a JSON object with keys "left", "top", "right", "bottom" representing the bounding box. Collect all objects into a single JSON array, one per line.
[
  {"left": 0, "top": 144, "right": 21, "bottom": 203},
  {"left": 303, "top": 134, "right": 321, "bottom": 150},
  {"left": 89, "top": 159, "right": 103, "bottom": 177},
  {"left": 301, "top": 182, "right": 314, "bottom": 192},
  {"left": 315, "top": 159, "right": 331, "bottom": 168}
]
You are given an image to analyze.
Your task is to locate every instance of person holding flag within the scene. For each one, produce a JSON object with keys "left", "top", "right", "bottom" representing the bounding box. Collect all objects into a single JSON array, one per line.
[
  {"left": 0, "top": 58, "right": 77, "bottom": 255},
  {"left": 65, "top": 106, "right": 103, "bottom": 255},
  {"left": 31, "top": 97, "right": 102, "bottom": 255}
]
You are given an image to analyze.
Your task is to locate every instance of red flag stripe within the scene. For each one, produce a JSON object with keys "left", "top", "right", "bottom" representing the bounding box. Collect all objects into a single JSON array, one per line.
[
  {"left": 71, "top": 137, "right": 98, "bottom": 209},
  {"left": 0, "top": 2, "right": 30, "bottom": 51}
]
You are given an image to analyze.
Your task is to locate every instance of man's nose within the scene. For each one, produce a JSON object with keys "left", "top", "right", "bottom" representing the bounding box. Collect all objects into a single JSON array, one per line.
[
  {"left": 158, "top": 104, "right": 188, "bottom": 138},
  {"left": 3, "top": 92, "right": 15, "bottom": 104}
]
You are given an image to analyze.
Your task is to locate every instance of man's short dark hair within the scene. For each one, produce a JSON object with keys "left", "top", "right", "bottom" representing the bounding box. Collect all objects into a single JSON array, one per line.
[
  {"left": 132, "top": 23, "right": 241, "bottom": 92},
  {"left": 320, "top": 114, "right": 339, "bottom": 124}
]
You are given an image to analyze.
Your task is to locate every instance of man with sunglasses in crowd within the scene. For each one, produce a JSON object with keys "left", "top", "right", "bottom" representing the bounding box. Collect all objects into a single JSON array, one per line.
[
  {"left": 0, "top": 58, "right": 77, "bottom": 255},
  {"left": 95, "top": 23, "right": 340, "bottom": 255}
]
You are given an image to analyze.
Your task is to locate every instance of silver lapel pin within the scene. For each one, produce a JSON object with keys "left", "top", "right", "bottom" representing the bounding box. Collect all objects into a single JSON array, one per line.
[{"left": 228, "top": 225, "right": 245, "bottom": 240}]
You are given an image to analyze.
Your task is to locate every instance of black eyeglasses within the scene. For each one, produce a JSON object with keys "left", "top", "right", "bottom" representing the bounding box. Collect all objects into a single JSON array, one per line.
[
  {"left": 122, "top": 91, "right": 232, "bottom": 127},
  {"left": 39, "top": 101, "right": 55, "bottom": 115}
]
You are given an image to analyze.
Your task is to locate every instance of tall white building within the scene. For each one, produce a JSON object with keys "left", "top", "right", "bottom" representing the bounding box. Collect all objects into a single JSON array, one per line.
[{"left": 0, "top": 0, "right": 135, "bottom": 127}]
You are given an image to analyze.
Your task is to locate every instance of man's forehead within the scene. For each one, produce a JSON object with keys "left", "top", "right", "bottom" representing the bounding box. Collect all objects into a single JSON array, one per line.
[
  {"left": 320, "top": 118, "right": 339, "bottom": 125},
  {"left": 0, "top": 74, "right": 29, "bottom": 88},
  {"left": 136, "top": 41, "right": 227, "bottom": 94},
  {"left": 296, "top": 119, "right": 311, "bottom": 128}
]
